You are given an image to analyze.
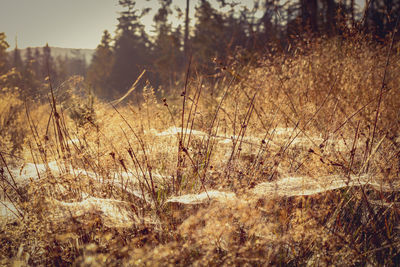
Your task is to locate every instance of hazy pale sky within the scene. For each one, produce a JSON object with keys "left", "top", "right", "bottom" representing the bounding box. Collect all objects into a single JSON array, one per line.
[
  {"left": 0, "top": 0, "right": 215, "bottom": 50},
  {"left": 0, "top": 0, "right": 168, "bottom": 49},
  {"left": 1, "top": 0, "right": 364, "bottom": 50}
]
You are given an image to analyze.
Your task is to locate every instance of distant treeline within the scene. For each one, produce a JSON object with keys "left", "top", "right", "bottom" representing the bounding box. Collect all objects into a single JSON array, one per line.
[
  {"left": 1, "top": 0, "right": 399, "bottom": 100},
  {"left": 0, "top": 40, "right": 87, "bottom": 100}
]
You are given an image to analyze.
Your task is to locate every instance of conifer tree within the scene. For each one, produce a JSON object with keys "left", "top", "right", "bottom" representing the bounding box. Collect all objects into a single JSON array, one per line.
[
  {"left": 56, "top": 55, "right": 69, "bottom": 83},
  {"left": 11, "top": 43, "right": 23, "bottom": 72},
  {"left": 0, "top": 33, "right": 23, "bottom": 94},
  {"left": 23, "top": 47, "right": 40, "bottom": 98},
  {"left": 87, "top": 30, "right": 114, "bottom": 99},
  {"left": 42, "top": 43, "right": 58, "bottom": 85},
  {"left": 192, "top": 0, "right": 224, "bottom": 72},
  {"left": 69, "top": 49, "right": 87, "bottom": 76},
  {"left": 0, "top": 32, "right": 9, "bottom": 75},
  {"left": 32, "top": 48, "right": 41, "bottom": 80},
  {"left": 108, "top": 0, "right": 151, "bottom": 97},
  {"left": 153, "top": 0, "right": 183, "bottom": 88},
  {"left": 300, "top": 0, "right": 318, "bottom": 34},
  {"left": 25, "top": 47, "right": 33, "bottom": 63},
  {"left": 364, "top": 0, "right": 400, "bottom": 40}
]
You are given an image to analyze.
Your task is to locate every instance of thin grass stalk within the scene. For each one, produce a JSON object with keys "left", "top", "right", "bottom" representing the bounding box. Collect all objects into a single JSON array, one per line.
[
  {"left": 368, "top": 15, "right": 399, "bottom": 172},
  {"left": 287, "top": 76, "right": 337, "bottom": 152},
  {"left": 230, "top": 68, "right": 320, "bottom": 153},
  {"left": 59, "top": 106, "right": 72, "bottom": 155},
  {"left": 176, "top": 56, "right": 192, "bottom": 192},
  {"left": 277, "top": 75, "right": 298, "bottom": 116},
  {"left": 25, "top": 102, "right": 47, "bottom": 164},
  {"left": 201, "top": 121, "right": 220, "bottom": 181},
  {"left": 347, "top": 120, "right": 361, "bottom": 181},
  {"left": 27, "top": 141, "right": 41, "bottom": 180},
  {"left": 224, "top": 92, "right": 256, "bottom": 180},
  {"left": 0, "top": 199, "right": 23, "bottom": 219},
  {"left": 236, "top": 94, "right": 256, "bottom": 160},
  {"left": 47, "top": 65, "right": 67, "bottom": 158},
  {"left": 111, "top": 104, "right": 158, "bottom": 206},
  {"left": 268, "top": 77, "right": 337, "bottom": 180},
  {"left": 110, "top": 70, "right": 146, "bottom": 106},
  {"left": 162, "top": 98, "right": 178, "bottom": 127},
  {"left": 44, "top": 99, "right": 53, "bottom": 139},
  {"left": 45, "top": 95, "right": 61, "bottom": 159},
  {"left": 0, "top": 152, "right": 23, "bottom": 200},
  {"left": 180, "top": 55, "right": 192, "bottom": 144},
  {"left": 181, "top": 147, "right": 209, "bottom": 199},
  {"left": 122, "top": 128, "right": 152, "bottom": 194},
  {"left": 202, "top": 76, "right": 236, "bottom": 171},
  {"left": 332, "top": 87, "right": 391, "bottom": 135},
  {"left": 186, "top": 78, "right": 203, "bottom": 149}
]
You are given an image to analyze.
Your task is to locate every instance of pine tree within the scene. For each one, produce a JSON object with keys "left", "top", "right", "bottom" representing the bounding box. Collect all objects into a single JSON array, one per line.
[
  {"left": 108, "top": 0, "right": 151, "bottom": 97},
  {"left": 42, "top": 43, "right": 58, "bottom": 85},
  {"left": 23, "top": 47, "right": 40, "bottom": 98},
  {"left": 69, "top": 49, "right": 87, "bottom": 76},
  {"left": 153, "top": 0, "right": 183, "bottom": 88},
  {"left": 0, "top": 32, "right": 9, "bottom": 74},
  {"left": 87, "top": 30, "right": 114, "bottom": 99},
  {"left": 32, "top": 48, "right": 41, "bottom": 80},
  {"left": 0, "top": 33, "right": 23, "bottom": 94},
  {"left": 192, "top": 0, "right": 246, "bottom": 73},
  {"left": 300, "top": 0, "right": 318, "bottom": 34},
  {"left": 26, "top": 47, "right": 33, "bottom": 63},
  {"left": 56, "top": 55, "right": 69, "bottom": 83},
  {"left": 11, "top": 43, "right": 23, "bottom": 72},
  {"left": 364, "top": 0, "right": 400, "bottom": 40},
  {"left": 192, "top": 0, "right": 225, "bottom": 73}
]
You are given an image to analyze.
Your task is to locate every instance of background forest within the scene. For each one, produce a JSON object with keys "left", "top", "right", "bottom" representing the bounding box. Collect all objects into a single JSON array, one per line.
[{"left": 1, "top": 0, "right": 399, "bottom": 101}]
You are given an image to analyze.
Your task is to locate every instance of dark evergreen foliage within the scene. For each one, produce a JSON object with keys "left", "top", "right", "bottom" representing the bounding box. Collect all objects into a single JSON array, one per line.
[
  {"left": 86, "top": 30, "right": 115, "bottom": 99},
  {"left": 364, "top": 0, "right": 400, "bottom": 40},
  {"left": 11, "top": 45, "right": 23, "bottom": 72},
  {"left": 107, "top": 0, "right": 152, "bottom": 98},
  {"left": 0, "top": 32, "right": 10, "bottom": 74},
  {"left": 1, "top": 0, "right": 399, "bottom": 101}
]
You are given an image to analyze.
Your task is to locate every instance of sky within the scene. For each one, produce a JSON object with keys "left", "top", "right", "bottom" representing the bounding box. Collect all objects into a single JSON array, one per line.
[
  {"left": 1, "top": 0, "right": 365, "bottom": 50},
  {"left": 0, "top": 0, "right": 213, "bottom": 50},
  {"left": 0, "top": 0, "right": 162, "bottom": 50}
]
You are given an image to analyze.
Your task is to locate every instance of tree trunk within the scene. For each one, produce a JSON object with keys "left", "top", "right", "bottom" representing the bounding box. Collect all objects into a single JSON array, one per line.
[
  {"left": 184, "top": 0, "right": 190, "bottom": 64},
  {"left": 326, "top": 0, "right": 336, "bottom": 35},
  {"left": 301, "top": 0, "right": 318, "bottom": 34},
  {"left": 350, "top": 0, "right": 355, "bottom": 26}
]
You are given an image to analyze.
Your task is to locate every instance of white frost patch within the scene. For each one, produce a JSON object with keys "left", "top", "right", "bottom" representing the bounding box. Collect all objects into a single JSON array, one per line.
[
  {"left": 5, "top": 161, "right": 164, "bottom": 198},
  {"left": 8, "top": 161, "right": 96, "bottom": 185},
  {"left": 166, "top": 190, "right": 236, "bottom": 205},
  {"left": 7, "top": 161, "right": 63, "bottom": 185},
  {"left": 144, "top": 128, "right": 158, "bottom": 135},
  {"left": 2, "top": 161, "right": 165, "bottom": 209},
  {"left": 217, "top": 135, "right": 262, "bottom": 145},
  {"left": 48, "top": 197, "right": 154, "bottom": 228},
  {"left": 270, "top": 127, "right": 295, "bottom": 136},
  {"left": 66, "top": 138, "right": 80, "bottom": 145},
  {"left": 156, "top": 126, "right": 207, "bottom": 137},
  {"left": 251, "top": 174, "right": 394, "bottom": 197},
  {"left": 0, "top": 201, "right": 20, "bottom": 222}
]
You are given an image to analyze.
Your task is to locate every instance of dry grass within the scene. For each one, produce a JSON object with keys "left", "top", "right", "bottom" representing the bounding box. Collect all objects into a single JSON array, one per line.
[{"left": 1, "top": 36, "right": 400, "bottom": 266}]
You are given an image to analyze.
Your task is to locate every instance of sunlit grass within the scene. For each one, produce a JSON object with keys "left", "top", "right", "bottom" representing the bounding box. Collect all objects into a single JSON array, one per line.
[{"left": 1, "top": 36, "right": 400, "bottom": 266}]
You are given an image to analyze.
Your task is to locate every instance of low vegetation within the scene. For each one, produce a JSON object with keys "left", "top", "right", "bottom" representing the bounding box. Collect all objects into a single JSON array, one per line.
[{"left": 1, "top": 36, "right": 400, "bottom": 266}]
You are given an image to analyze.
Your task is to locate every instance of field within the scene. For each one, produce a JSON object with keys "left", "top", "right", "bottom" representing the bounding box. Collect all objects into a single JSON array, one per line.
[{"left": 1, "top": 37, "right": 400, "bottom": 266}]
